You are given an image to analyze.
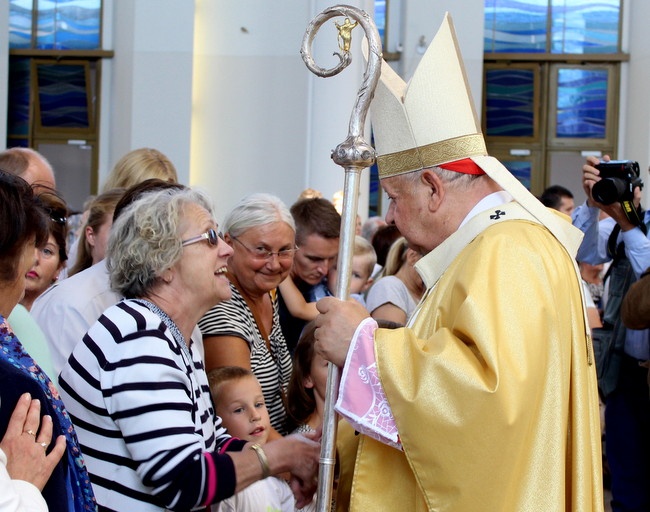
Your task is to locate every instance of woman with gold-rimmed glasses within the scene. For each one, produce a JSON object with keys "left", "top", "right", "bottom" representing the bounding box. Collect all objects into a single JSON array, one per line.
[{"left": 199, "top": 193, "right": 297, "bottom": 437}]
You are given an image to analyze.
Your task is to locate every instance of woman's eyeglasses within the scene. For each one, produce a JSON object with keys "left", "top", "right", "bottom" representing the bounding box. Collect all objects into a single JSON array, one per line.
[
  {"left": 48, "top": 209, "right": 67, "bottom": 225},
  {"left": 231, "top": 236, "right": 298, "bottom": 261},
  {"left": 181, "top": 228, "right": 220, "bottom": 247}
]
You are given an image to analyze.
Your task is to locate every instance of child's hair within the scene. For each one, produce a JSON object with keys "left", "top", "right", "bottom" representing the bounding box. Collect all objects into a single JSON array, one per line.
[
  {"left": 285, "top": 321, "right": 317, "bottom": 433},
  {"left": 353, "top": 235, "right": 377, "bottom": 278},
  {"left": 208, "top": 366, "right": 255, "bottom": 405}
]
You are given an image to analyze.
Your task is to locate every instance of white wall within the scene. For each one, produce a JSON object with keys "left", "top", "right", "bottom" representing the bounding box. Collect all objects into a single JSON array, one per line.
[
  {"left": 190, "top": 0, "right": 375, "bottom": 221},
  {"left": 100, "top": 0, "right": 195, "bottom": 187},
  {"left": 620, "top": 0, "right": 650, "bottom": 205}
]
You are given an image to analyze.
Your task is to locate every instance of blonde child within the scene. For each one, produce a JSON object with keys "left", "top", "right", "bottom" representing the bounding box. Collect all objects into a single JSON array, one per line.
[
  {"left": 208, "top": 367, "right": 295, "bottom": 512},
  {"left": 278, "top": 235, "right": 376, "bottom": 321}
]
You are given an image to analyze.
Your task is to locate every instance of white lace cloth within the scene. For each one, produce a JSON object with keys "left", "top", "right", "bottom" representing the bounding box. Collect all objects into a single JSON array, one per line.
[{"left": 335, "top": 317, "right": 402, "bottom": 450}]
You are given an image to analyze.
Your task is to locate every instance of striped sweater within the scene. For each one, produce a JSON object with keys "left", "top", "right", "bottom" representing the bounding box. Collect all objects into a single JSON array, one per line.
[
  {"left": 198, "top": 283, "right": 292, "bottom": 434},
  {"left": 59, "top": 300, "right": 245, "bottom": 511}
]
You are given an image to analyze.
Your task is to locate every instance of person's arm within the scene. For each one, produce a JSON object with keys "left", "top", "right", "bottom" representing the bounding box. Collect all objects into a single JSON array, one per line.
[
  {"left": 621, "top": 227, "right": 650, "bottom": 277},
  {"left": 277, "top": 277, "right": 318, "bottom": 321},
  {"left": 203, "top": 335, "right": 253, "bottom": 372},
  {"left": 370, "top": 303, "right": 406, "bottom": 325},
  {"left": 621, "top": 268, "right": 650, "bottom": 330},
  {"left": 225, "top": 432, "right": 320, "bottom": 508}
]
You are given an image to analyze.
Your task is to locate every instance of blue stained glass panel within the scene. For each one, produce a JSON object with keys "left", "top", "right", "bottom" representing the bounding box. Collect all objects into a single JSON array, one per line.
[
  {"left": 484, "top": 0, "right": 548, "bottom": 53},
  {"left": 37, "top": 0, "right": 101, "bottom": 50},
  {"left": 556, "top": 68, "right": 607, "bottom": 138},
  {"left": 9, "top": 0, "right": 34, "bottom": 49},
  {"left": 7, "top": 58, "right": 31, "bottom": 136},
  {"left": 486, "top": 68, "right": 535, "bottom": 137},
  {"left": 551, "top": 0, "right": 619, "bottom": 54},
  {"left": 502, "top": 160, "right": 532, "bottom": 189},
  {"left": 37, "top": 64, "right": 90, "bottom": 128}
]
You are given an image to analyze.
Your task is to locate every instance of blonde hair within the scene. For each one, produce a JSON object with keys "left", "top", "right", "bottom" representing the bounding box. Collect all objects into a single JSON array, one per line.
[
  {"left": 101, "top": 148, "right": 177, "bottom": 193},
  {"left": 381, "top": 236, "right": 409, "bottom": 277},
  {"left": 208, "top": 367, "right": 256, "bottom": 406},
  {"left": 353, "top": 235, "right": 377, "bottom": 278}
]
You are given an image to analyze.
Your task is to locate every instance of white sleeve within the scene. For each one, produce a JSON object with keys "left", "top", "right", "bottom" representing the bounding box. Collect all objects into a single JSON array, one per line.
[{"left": 0, "top": 449, "right": 48, "bottom": 512}]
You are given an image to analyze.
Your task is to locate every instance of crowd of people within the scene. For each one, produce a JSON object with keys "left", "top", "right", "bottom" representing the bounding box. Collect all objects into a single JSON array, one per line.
[{"left": 0, "top": 12, "right": 647, "bottom": 512}]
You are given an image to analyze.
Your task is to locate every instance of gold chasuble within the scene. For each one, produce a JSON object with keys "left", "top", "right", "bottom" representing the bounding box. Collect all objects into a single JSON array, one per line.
[{"left": 336, "top": 203, "right": 603, "bottom": 511}]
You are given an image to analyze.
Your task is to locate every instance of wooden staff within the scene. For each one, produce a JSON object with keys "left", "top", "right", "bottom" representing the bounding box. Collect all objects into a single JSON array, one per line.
[{"left": 300, "top": 5, "right": 382, "bottom": 510}]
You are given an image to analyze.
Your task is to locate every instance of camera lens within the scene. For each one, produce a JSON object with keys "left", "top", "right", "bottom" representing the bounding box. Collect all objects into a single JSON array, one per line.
[{"left": 592, "top": 177, "right": 627, "bottom": 205}]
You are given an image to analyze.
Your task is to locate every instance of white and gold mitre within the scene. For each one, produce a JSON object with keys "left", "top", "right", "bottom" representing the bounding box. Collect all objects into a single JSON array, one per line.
[
  {"left": 370, "top": 12, "right": 585, "bottom": 258},
  {"left": 371, "top": 13, "right": 487, "bottom": 179}
]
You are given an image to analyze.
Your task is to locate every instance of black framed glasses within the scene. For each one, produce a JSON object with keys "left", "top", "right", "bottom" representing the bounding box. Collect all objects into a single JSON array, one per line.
[
  {"left": 231, "top": 236, "right": 298, "bottom": 261},
  {"left": 181, "top": 228, "right": 220, "bottom": 247}
]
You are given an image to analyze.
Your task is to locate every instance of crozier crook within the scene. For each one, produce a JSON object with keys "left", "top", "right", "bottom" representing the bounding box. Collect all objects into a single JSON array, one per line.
[{"left": 300, "top": 5, "right": 382, "bottom": 511}]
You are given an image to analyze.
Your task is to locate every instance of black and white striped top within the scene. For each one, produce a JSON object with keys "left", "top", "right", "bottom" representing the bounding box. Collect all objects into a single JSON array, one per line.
[
  {"left": 59, "top": 300, "right": 244, "bottom": 512},
  {"left": 198, "top": 283, "right": 292, "bottom": 434}
]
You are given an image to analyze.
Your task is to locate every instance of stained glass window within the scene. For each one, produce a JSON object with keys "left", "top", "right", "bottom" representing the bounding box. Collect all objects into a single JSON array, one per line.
[
  {"left": 484, "top": 0, "right": 548, "bottom": 53},
  {"left": 485, "top": 68, "right": 536, "bottom": 137},
  {"left": 502, "top": 160, "right": 532, "bottom": 189},
  {"left": 556, "top": 68, "right": 608, "bottom": 138},
  {"left": 36, "top": 63, "right": 91, "bottom": 129},
  {"left": 551, "top": 0, "right": 619, "bottom": 54},
  {"left": 484, "top": 0, "right": 621, "bottom": 54},
  {"left": 7, "top": 58, "right": 31, "bottom": 137},
  {"left": 9, "top": 0, "right": 101, "bottom": 50}
]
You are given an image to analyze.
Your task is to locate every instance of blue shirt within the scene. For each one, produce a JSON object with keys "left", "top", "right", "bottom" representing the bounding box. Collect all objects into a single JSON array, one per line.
[{"left": 573, "top": 202, "right": 650, "bottom": 359}]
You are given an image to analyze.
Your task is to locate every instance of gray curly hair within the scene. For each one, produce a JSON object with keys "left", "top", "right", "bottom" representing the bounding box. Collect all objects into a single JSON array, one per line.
[{"left": 107, "top": 187, "right": 214, "bottom": 298}]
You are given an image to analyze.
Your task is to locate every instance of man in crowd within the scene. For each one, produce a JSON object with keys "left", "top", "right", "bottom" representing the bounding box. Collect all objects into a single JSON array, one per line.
[
  {"left": 0, "top": 147, "right": 56, "bottom": 191},
  {"left": 540, "top": 183, "right": 575, "bottom": 216},
  {"left": 313, "top": 14, "right": 603, "bottom": 511},
  {"left": 573, "top": 155, "right": 650, "bottom": 511},
  {"left": 278, "top": 197, "right": 340, "bottom": 353}
]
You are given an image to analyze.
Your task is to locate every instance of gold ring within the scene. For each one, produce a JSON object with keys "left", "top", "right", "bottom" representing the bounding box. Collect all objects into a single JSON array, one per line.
[
  {"left": 25, "top": 429, "right": 36, "bottom": 437},
  {"left": 40, "top": 442, "right": 48, "bottom": 451}
]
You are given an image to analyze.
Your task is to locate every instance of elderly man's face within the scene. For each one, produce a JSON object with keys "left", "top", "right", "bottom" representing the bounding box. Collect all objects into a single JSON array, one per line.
[{"left": 382, "top": 173, "right": 437, "bottom": 255}]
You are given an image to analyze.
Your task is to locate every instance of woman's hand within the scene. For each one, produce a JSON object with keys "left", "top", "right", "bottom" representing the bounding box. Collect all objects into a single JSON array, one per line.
[
  {"left": 0, "top": 393, "right": 66, "bottom": 491},
  {"left": 265, "top": 430, "right": 321, "bottom": 508}
]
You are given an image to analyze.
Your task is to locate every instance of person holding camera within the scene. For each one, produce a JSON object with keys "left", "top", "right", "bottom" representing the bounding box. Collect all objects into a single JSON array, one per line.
[{"left": 573, "top": 154, "right": 650, "bottom": 512}]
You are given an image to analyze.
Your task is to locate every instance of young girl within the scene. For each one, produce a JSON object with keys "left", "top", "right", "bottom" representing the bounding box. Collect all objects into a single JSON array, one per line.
[
  {"left": 286, "top": 322, "right": 327, "bottom": 435},
  {"left": 208, "top": 367, "right": 295, "bottom": 512}
]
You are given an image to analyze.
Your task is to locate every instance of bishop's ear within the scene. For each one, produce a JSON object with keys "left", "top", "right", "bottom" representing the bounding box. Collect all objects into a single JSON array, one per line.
[{"left": 420, "top": 169, "right": 445, "bottom": 212}]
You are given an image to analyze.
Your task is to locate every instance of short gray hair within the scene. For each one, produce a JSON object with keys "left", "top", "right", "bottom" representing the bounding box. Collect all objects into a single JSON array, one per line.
[
  {"left": 403, "top": 166, "right": 481, "bottom": 188},
  {"left": 107, "top": 187, "right": 214, "bottom": 298},
  {"left": 223, "top": 193, "right": 295, "bottom": 237}
]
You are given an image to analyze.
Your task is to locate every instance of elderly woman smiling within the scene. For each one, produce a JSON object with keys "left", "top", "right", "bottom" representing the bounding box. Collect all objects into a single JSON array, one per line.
[
  {"left": 199, "top": 193, "right": 297, "bottom": 436},
  {"left": 59, "top": 188, "right": 319, "bottom": 511}
]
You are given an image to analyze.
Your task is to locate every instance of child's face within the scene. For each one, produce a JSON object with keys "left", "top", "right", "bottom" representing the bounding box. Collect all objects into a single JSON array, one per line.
[
  {"left": 327, "top": 255, "right": 372, "bottom": 295},
  {"left": 215, "top": 376, "right": 271, "bottom": 444}
]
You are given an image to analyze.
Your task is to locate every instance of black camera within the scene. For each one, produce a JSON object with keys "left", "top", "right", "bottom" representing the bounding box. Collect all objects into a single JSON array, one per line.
[
  {"left": 592, "top": 159, "right": 644, "bottom": 224},
  {"left": 592, "top": 160, "right": 643, "bottom": 204}
]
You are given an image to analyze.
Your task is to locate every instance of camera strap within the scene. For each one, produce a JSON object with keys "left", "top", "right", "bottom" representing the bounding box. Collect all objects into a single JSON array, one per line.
[{"left": 620, "top": 200, "right": 645, "bottom": 227}]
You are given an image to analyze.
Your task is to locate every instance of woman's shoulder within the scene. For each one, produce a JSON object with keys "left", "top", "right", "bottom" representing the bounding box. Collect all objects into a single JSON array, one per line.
[{"left": 367, "top": 275, "right": 405, "bottom": 295}]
